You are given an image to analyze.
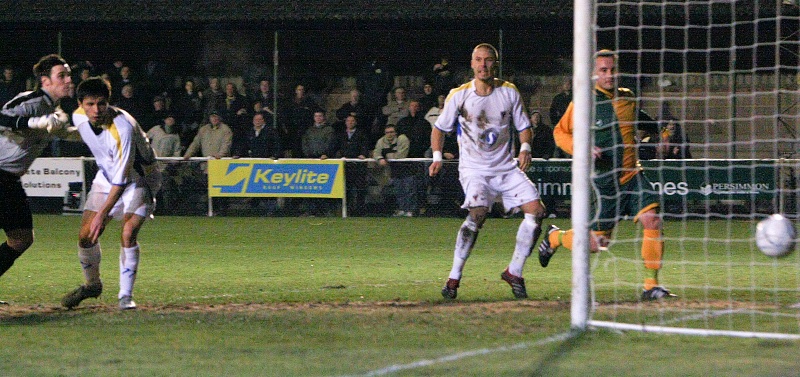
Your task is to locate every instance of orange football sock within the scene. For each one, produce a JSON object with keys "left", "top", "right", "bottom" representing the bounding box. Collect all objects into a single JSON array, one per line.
[
  {"left": 642, "top": 229, "right": 664, "bottom": 288},
  {"left": 644, "top": 277, "right": 658, "bottom": 291},
  {"left": 551, "top": 229, "right": 572, "bottom": 250}
]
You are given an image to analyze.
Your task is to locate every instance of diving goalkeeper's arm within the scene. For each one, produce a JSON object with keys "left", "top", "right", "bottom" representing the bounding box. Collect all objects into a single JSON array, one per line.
[{"left": 0, "top": 107, "right": 70, "bottom": 132}]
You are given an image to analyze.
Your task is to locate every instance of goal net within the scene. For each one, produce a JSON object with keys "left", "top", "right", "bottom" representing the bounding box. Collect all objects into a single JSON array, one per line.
[{"left": 572, "top": 0, "right": 800, "bottom": 339}]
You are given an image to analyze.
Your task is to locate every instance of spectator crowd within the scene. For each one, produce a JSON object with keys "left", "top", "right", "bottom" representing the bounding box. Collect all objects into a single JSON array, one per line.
[
  {"left": 0, "top": 55, "right": 688, "bottom": 217},
  {"left": 13, "top": 58, "right": 472, "bottom": 163}
]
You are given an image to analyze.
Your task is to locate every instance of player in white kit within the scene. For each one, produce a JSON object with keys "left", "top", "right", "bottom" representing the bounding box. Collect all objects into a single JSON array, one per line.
[
  {"left": 430, "top": 43, "right": 548, "bottom": 299},
  {"left": 61, "top": 77, "right": 161, "bottom": 310}
]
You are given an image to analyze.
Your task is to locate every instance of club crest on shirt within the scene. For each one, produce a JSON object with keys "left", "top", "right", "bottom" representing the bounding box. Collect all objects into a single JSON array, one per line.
[{"left": 479, "top": 127, "right": 500, "bottom": 151}]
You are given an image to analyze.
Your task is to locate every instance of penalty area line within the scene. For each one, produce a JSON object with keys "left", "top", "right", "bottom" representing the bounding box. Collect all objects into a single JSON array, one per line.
[{"left": 344, "top": 331, "right": 575, "bottom": 377}]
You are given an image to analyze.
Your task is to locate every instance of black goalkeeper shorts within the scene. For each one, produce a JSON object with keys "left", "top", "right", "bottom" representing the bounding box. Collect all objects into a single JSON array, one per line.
[{"left": 0, "top": 171, "right": 33, "bottom": 232}]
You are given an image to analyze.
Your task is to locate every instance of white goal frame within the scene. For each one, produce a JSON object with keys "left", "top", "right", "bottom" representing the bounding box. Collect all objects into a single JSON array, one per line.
[{"left": 570, "top": 0, "right": 800, "bottom": 340}]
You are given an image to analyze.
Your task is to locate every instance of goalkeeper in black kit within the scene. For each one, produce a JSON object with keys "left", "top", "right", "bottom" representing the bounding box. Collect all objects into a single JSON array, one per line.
[{"left": 0, "top": 54, "right": 74, "bottom": 297}]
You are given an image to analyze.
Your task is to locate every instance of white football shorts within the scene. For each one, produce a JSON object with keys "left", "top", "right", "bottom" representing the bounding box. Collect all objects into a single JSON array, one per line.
[
  {"left": 459, "top": 169, "right": 540, "bottom": 212},
  {"left": 84, "top": 182, "right": 155, "bottom": 220}
]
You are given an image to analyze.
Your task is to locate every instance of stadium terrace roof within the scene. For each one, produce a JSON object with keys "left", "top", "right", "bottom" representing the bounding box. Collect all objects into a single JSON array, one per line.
[{"left": 0, "top": 0, "right": 779, "bottom": 26}]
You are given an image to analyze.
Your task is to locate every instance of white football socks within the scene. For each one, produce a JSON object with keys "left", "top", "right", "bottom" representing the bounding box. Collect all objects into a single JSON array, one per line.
[
  {"left": 508, "top": 213, "right": 539, "bottom": 277},
  {"left": 449, "top": 216, "right": 480, "bottom": 280},
  {"left": 78, "top": 243, "right": 102, "bottom": 286},
  {"left": 119, "top": 245, "right": 140, "bottom": 299}
]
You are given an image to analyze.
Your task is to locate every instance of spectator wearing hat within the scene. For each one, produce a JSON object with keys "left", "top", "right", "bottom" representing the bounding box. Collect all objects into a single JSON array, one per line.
[
  {"left": 135, "top": 95, "right": 164, "bottom": 133},
  {"left": 183, "top": 110, "right": 232, "bottom": 160},
  {"left": 147, "top": 114, "right": 182, "bottom": 158},
  {"left": 417, "top": 82, "right": 438, "bottom": 114}
]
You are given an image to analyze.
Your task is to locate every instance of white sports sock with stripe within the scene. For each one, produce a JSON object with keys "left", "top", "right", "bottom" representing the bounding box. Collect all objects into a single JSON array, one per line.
[
  {"left": 78, "top": 243, "right": 102, "bottom": 286},
  {"left": 119, "top": 245, "right": 140, "bottom": 299}
]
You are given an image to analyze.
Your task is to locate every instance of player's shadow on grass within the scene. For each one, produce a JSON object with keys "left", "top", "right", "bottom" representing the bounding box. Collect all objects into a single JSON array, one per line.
[
  {"left": 0, "top": 306, "right": 107, "bottom": 325},
  {"left": 528, "top": 329, "right": 588, "bottom": 377}
]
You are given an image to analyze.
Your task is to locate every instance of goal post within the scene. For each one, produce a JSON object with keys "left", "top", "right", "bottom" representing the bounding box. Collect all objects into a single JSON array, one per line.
[
  {"left": 570, "top": 0, "right": 595, "bottom": 331},
  {"left": 571, "top": 0, "right": 800, "bottom": 339}
]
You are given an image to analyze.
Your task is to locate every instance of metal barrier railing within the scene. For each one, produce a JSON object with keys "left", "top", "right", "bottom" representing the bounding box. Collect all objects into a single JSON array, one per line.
[
  {"left": 155, "top": 158, "right": 466, "bottom": 217},
  {"left": 45, "top": 157, "right": 799, "bottom": 218}
]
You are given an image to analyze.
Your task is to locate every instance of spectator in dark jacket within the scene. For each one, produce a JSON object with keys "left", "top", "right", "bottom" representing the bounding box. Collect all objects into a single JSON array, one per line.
[
  {"left": 235, "top": 111, "right": 282, "bottom": 159},
  {"left": 335, "top": 115, "right": 371, "bottom": 159},
  {"left": 396, "top": 100, "right": 431, "bottom": 158},
  {"left": 530, "top": 111, "right": 556, "bottom": 159},
  {"left": 335, "top": 115, "right": 372, "bottom": 216},
  {"left": 234, "top": 111, "right": 282, "bottom": 215},
  {"left": 335, "top": 89, "right": 373, "bottom": 137},
  {"left": 301, "top": 111, "right": 335, "bottom": 159}
]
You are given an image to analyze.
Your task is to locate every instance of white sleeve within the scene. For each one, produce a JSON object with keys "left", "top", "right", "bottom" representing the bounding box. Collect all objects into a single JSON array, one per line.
[
  {"left": 433, "top": 91, "right": 460, "bottom": 133},
  {"left": 109, "top": 117, "right": 135, "bottom": 186},
  {"left": 510, "top": 88, "right": 531, "bottom": 132}
]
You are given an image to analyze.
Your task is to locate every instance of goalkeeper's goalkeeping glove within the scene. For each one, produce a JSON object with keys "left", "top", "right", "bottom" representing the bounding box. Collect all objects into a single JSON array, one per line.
[{"left": 27, "top": 108, "right": 70, "bottom": 132}]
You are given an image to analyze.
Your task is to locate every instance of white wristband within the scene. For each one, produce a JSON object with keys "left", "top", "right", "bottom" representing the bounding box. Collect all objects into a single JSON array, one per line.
[
  {"left": 520, "top": 142, "right": 531, "bottom": 152},
  {"left": 432, "top": 150, "right": 443, "bottom": 162}
]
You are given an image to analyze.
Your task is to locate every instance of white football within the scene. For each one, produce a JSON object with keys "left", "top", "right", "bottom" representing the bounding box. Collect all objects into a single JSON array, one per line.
[{"left": 755, "top": 214, "right": 797, "bottom": 258}]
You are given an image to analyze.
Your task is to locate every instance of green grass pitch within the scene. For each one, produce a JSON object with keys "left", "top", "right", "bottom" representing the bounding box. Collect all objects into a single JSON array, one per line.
[{"left": 1, "top": 214, "right": 798, "bottom": 376}]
